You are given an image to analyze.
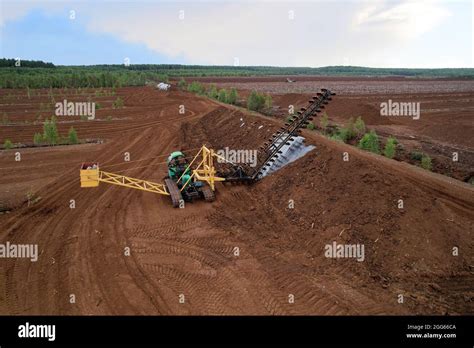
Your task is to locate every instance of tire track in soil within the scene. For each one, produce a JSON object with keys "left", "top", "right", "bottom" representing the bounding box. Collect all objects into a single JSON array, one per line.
[
  {"left": 0, "top": 92, "right": 221, "bottom": 314},
  {"left": 203, "top": 176, "right": 382, "bottom": 315},
  {"left": 129, "top": 236, "right": 271, "bottom": 314},
  {"left": 85, "top": 102, "right": 231, "bottom": 314},
  {"left": 213, "top": 194, "right": 405, "bottom": 315},
  {"left": 77, "top": 122, "right": 179, "bottom": 314},
  {"left": 2, "top": 176, "right": 88, "bottom": 314}
]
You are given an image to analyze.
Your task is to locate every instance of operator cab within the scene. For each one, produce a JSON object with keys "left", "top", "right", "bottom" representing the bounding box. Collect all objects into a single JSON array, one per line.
[
  {"left": 166, "top": 151, "right": 206, "bottom": 200},
  {"left": 81, "top": 162, "right": 99, "bottom": 170}
]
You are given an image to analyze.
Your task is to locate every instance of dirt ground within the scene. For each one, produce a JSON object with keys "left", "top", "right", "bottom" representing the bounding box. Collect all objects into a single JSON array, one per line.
[{"left": 0, "top": 83, "right": 473, "bottom": 315}]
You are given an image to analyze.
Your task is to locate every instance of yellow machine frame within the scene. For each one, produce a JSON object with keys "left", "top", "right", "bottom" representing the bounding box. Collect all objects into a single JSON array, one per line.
[
  {"left": 176, "top": 146, "right": 225, "bottom": 192},
  {"left": 80, "top": 145, "right": 226, "bottom": 195}
]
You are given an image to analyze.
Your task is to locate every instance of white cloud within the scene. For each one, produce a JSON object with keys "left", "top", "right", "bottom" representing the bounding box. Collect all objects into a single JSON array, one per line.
[
  {"left": 86, "top": 3, "right": 306, "bottom": 66},
  {"left": 352, "top": 0, "right": 451, "bottom": 39},
  {"left": 0, "top": 2, "right": 34, "bottom": 27},
  {"left": 0, "top": 0, "right": 469, "bottom": 68},
  {"left": 0, "top": 0, "right": 67, "bottom": 27},
  {"left": 82, "top": 1, "right": 459, "bottom": 67}
]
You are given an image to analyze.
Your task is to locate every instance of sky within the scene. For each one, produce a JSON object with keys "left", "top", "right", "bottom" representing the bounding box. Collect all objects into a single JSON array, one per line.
[{"left": 0, "top": 0, "right": 472, "bottom": 68}]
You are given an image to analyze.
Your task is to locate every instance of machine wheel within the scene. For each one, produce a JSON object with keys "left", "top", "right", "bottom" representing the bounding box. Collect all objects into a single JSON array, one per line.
[
  {"left": 164, "top": 178, "right": 183, "bottom": 208},
  {"left": 201, "top": 184, "right": 215, "bottom": 202}
]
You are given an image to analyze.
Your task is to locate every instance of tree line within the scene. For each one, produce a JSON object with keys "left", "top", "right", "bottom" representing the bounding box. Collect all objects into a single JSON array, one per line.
[
  {"left": 0, "top": 58, "right": 55, "bottom": 68},
  {"left": 0, "top": 68, "right": 168, "bottom": 89},
  {"left": 1, "top": 58, "right": 473, "bottom": 89}
]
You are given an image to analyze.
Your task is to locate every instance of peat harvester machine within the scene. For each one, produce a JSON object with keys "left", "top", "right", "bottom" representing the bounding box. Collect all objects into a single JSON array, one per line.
[{"left": 80, "top": 89, "right": 335, "bottom": 207}]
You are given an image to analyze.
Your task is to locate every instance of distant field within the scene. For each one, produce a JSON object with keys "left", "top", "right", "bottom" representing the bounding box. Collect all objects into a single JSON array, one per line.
[{"left": 197, "top": 76, "right": 474, "bottom": 94}]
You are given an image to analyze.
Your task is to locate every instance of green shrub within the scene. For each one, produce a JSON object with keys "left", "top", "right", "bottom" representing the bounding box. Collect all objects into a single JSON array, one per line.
[
  {"left": 95, "top": 102, "right": 101, "bottom": 110},
  {"left": 354, "top": 116, "right": 366, "bottom": 136},
  {"left": 247, "top": 90, "right": 267, "bottom": 111},
  {"left": 410, "top": 151, "right": 423, "bottom": 161},
  {"left": 337, "top": 127, "right": 350, "bottom": 143},
  {"left": 187, "top": 81, "right": 205, "bottom": 94},
  {"left": 329, "top": 134, "right": 344, "bottom": 142},
  {"left": 177, "top": 78, "right": 187, "bottom": 89},
  {"left": 218, "top": 89, "right": 227, "bottom": 102},
  {"left": 42, "top": 117, "right": 59, "bottom": 145},
  {"left": 320, "top": 112, "right": 329, "bottom": 133},
  {"left": 106, "top": 115, "right": 113, "bottom": 121},
  {"left": 344, "top": 117, "right": 357, "bottom": 140},
  {"left": 3, "top": 139, "right": 13, "bottom": 149},
  {"left": 265, "top": 94, "right": 272, "bottom": 108},
  {"left": 188, "top": 81, "right": 199, "bottom": 93},
  {"left": 307, "top": 122, "right": 315, "bottom": 130},
  {"left": 358, "top": 130, "right": 380, "bottom": 154},
  {"left": 207, "top": 85, "right": 218, "bottom": 99},
  {"left": 383, "top": 136, "right": 398, "bottom": 159},
  {"left": 331, "top": 119, "right": 357, "bottom": 143},
  {"left": 226, "top": 88, "right": 238, "bottom": 104},
  {"left": 33, "top": 133, "right": 43, "bottom": 144},
  {"left": 26, "top": 190, "right": 40, "bottom": 206},
  {"left": 68, "top": 127, "right": 78, "bottom": 144},
  {"left": 421, "top": 154, "right": 432, "bottom": 170},
  {"left": 113, "top": 97, "right": 124, "bottom": 109}
]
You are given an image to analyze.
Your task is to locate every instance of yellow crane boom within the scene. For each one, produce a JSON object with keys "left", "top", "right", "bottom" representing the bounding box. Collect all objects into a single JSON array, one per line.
[
  {"left": 80, "top": 167, "right": 170, "bottom": 195},
  {"left": 80, "top": 145, "right": 225, "bottom": 197}
]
